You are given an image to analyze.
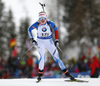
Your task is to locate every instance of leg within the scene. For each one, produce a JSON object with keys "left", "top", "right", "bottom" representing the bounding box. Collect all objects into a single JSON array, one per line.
[
  {"left": 45, "top": 39, "right": 66, "bottom": 70},
  {"left": 37, "top": 40, "right": 46, "bottom": 80},
  {"left": 53, "top": 49, "right": 75, "bottom": 80},
  {"left": 37, "top": 69, "right": 43, "bottom": 81},
  {"left": 45, "top": 39, "right": 75, "bottom": 80}
]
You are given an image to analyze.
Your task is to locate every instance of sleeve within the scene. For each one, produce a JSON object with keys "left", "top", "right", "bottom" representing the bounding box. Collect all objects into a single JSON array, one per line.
[
  {"left": 28, "top": 21, "right": 39, "bottom": 39},
  {"left": 48, "top": 21, "right": 58, "bottom": 40}
]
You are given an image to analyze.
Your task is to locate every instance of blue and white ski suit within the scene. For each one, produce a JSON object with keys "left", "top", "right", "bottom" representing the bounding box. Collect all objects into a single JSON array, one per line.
[{"left": 28, "top": 20, "right": 66, "bottom": 70}]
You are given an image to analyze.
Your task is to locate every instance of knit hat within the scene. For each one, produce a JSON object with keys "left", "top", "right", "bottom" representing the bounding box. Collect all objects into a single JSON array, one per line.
[{"left": 39, "top": 12, "right": 47, "bottom": 18}]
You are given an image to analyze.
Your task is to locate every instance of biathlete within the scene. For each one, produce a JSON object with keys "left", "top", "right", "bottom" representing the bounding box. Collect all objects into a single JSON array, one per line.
[{"left": 28, "top": 11, "right": 75, "bottom": 81}]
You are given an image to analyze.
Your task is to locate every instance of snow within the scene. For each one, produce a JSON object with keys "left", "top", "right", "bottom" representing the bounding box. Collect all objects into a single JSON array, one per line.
[{"left": 0, "top": 78, "right": 100, "bottom": 86}]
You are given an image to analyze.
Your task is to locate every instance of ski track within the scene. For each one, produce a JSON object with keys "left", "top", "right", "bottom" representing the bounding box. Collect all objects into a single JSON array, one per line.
[{"left": 0, "top": 78, "right": 100, "bottom": 86}]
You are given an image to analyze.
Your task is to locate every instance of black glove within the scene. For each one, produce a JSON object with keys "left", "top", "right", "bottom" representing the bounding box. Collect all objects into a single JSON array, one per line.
[
  {"left": 55, "top": 40, "right": 59, "bottom": 47},
  {"left": 31, "top": 38, "right": 38, "bottom": 46}
]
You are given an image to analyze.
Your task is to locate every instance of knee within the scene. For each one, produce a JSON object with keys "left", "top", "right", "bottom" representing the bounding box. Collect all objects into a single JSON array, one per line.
[{"left": 53, "top": 57, "right": 61, "bottom": 64}]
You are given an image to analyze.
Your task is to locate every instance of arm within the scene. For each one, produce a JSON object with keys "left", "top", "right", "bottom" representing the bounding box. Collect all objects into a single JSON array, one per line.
[
  {"left": 48, "top": 21, "right": 59, "bottom": 47},
  {"left": 48, "top": 21, "right": 58, "bottom": 40},
  {"left": 28, "top": 21, "right": 39, "bottom": 39},
  {"left": 28, "top": 21, "right": 39, "bottom": 46}
]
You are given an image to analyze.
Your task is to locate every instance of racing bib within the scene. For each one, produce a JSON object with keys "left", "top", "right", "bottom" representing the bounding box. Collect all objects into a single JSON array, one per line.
[
  {"left": 40, "top": 33, "right": 49, "bottom": 37},
  {"left": 37, "top": 23, "right": 52, "bottom": 38}
]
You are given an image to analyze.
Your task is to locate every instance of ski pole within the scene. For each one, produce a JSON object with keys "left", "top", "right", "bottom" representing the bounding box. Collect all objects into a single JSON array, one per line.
[
  {"left": 57, "top": 46, "right": 68, "bottom": 58},
  {"left": 39, "top": 2, "right": 45, "bottom": 12},
  {"left": 17, "top": 45, "right": 34, "bottom": 59}
]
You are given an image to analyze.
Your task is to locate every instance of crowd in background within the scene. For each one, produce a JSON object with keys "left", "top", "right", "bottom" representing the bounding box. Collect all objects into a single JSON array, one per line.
[{"left": 0, "top": 52, "right": 100, "bottom": 79}]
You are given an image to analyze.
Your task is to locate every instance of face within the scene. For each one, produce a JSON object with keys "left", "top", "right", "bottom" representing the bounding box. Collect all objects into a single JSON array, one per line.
[{"left": 39, "top": 17, "right": 47, "bottom": 25}]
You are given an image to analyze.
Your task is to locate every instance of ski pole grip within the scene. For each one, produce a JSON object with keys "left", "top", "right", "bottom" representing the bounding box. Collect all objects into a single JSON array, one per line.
[
  {"left": 39, "top": 2, "right": 45, "bottom": 7},
  {"left": 39, "top": 2, "right": 45, "bottom": 12}
]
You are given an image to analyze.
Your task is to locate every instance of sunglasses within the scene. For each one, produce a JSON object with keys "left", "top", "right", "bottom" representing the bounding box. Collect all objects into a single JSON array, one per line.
[{"left": 39, "top": 18, "right": 46, "bottom": 20}]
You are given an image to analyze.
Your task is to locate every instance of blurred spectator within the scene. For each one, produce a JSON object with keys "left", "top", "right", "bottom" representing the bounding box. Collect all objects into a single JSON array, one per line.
[
  {"left": 19, "top": 60, "right": 27, "bottom": 77},
  {"left": 67, "top": 57, "right": 76, "bottom": 72},
  {"left": 0, "top": 53, "right": 99, "bottom": 78},
  {"left": 90, "top": 55, "right": 99, "bottom": 78},
  {"left": 26, "top": 51, "right": 33, "bottom": 78},
  {"left": 74, "top": 64, "right": 80, "bottom": 73},
  {"left": 77, "top": 54, "right": 89, "bottom": 72},
  {"left": 87, "top": 58, "right": 92, "bottom": 67}
]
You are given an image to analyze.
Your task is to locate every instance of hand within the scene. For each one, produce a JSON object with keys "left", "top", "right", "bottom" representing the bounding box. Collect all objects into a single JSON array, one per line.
[
  {"left": 31, "top": 38, "right": 38, "bottom": 46},
  {"left": 55, "top": 40, "right": 59, "bottom": 47}
]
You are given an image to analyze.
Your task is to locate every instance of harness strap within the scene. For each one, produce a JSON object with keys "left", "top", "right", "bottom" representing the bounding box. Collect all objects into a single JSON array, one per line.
[{"left": 37, "top": 21, "right": 52, "bottom": 32}]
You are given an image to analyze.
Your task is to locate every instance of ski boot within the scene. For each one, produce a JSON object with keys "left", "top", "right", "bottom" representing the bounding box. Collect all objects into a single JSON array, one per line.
[
  {"left": 62, "top": 69, "right": 75, "bottom": 80},
  {"left": 37, "top": 76, "right": 41, "bottom": 82},
  {"left": 36, "top": 69, "right": 43, "bottom": 83}
]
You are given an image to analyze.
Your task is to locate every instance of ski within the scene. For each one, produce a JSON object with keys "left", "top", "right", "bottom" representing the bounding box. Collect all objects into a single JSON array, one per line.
[
  {"left": 36, "top": 78, "right": 41, "bottom": 83},
  {"left": 36, "top": 80, "right": 41, "bottom": 83},
  {"left": 65, "top": 79, "right": 89, "bottom": 83}
]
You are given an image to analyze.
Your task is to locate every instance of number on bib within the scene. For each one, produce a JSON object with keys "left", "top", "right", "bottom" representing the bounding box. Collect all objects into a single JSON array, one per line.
[{"left": 40, "top": 33, "right": 49, "bottom": 37}]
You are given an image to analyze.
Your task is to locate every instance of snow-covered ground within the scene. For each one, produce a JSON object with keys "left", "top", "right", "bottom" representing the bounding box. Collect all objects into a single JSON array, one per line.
[{"left": 0, "top": 78, "right": 100, "bottom": 86}]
